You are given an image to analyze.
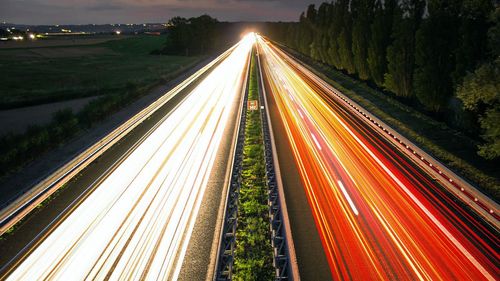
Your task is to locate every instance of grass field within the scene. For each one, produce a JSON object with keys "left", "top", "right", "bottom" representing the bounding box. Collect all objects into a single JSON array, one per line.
[
  {"left": 0, "top": 35, "right": 203, "bottom": 178},
  {"left": 0, "top": 35, "right": 200, "bottom": 108}
]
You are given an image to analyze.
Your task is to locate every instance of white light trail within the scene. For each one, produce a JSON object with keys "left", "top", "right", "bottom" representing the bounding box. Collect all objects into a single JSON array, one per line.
[
  {"left": 311, "top": 133, "right": 322, "bottom": 150},
  {"left": 7, "top": 35, "right": 254, "bottom": 281},
  {"left": 337, "top": 180, "right": 359, "bottom": 216}
]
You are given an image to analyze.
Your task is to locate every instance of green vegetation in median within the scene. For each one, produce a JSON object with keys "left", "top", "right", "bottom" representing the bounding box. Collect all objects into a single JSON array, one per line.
[
  {"left": 283, "top": 46, "right": 500, "bottom": 201},
  {"left": 0, "top": 35, "right": 200, "bottom": 108},
  {"left": 233, "top": 51, "right": 274, "bottom": 281}
]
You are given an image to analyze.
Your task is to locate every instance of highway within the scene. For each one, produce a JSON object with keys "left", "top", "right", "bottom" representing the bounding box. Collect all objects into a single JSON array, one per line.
[
  {"left": 257, "top": 36, "right": 499, "bottom": 280},
  {"left": 1, "top": 34, "right": 254, "bottom": 280},
  {"left": 0, "top": 45, "right": 231, "bottom": 237}
]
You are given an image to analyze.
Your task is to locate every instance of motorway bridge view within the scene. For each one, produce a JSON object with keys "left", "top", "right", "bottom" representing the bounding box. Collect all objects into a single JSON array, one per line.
[{"left": 0, "top": 34, "right": 498, "bottom": 280}]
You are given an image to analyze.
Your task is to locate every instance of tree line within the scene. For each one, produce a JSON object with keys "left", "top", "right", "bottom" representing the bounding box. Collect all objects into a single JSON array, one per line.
[
  {"left": 160, "top": 15, "right": 250, "bottom": 56},
  {"left": 264, "top": 1, "right": 499, "bottom": 159},
  {"left": 161, "top": 15, "right": 219, "bottom": 56}
]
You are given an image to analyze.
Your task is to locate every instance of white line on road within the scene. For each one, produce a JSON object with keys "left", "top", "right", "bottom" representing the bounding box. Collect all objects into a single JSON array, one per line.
[
  {"left": 311, "top": 133, "right": 321, "bottom": 150},
  {"left": 337, "top": 180, "right": 359, "bottom": 216}
]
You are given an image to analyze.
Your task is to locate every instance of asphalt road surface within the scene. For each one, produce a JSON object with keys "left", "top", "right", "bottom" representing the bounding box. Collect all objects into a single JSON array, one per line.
[
  {"left": 257, "top": 36, "right": 499, "bottom": 280},
  {"left": 0, "top": 35, "right": 254, "bottom": 280}
]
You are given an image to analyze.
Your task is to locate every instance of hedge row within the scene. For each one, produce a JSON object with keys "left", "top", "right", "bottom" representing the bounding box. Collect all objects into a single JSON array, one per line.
[{"left": 0, "top": 82, "right": 147, "bottom": 178}]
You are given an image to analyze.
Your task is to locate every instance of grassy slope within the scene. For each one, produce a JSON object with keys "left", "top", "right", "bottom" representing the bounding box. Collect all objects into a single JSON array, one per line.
[
  {"left": 0, "top": 36, "right": 199, "bottom": 108},
  {"left": 284, "top": 47, "right": 500, "bottom": 201}
]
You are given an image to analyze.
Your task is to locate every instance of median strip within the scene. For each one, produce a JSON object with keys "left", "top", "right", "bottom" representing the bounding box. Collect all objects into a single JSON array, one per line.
[
  {"left": 215, "top": 45, "right": 293, "bottom": 280},
  {"left": 232, "top": 49, "right": 274, "bottom": 280}
]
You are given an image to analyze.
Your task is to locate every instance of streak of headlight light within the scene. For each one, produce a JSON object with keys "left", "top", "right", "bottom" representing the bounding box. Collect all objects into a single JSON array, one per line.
[{"left": 7, "top": 38, "right": 253, "bottom": 281}]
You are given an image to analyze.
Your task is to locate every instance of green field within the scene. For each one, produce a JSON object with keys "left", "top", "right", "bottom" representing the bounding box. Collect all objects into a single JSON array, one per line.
[
  {"left": 0, "top": 35, "right": 202, "bottom": 178},
  {"left": 0, "top": 35, "right": 200, "bottom": 108}
]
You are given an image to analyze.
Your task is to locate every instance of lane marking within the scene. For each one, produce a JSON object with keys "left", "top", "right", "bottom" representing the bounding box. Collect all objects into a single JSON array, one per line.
[
  {"left": 337, "top": 180, "right": 359, "bottom": 216},
  {"left": 311, "top": 133, "right": 322, "bottom": 150},
  {"left": 298, "top": 109, "right": 304, "bottom": 119}
]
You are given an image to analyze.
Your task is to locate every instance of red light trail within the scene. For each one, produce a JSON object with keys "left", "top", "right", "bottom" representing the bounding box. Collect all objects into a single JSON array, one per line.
[{"left": 257, "top": 36, "right": 499, "bottom": 280}]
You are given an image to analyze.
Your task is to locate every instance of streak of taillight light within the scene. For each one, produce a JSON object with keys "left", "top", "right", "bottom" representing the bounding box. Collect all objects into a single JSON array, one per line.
[{"left": 257, "top": 37, "right": 498, "bottom": 281}]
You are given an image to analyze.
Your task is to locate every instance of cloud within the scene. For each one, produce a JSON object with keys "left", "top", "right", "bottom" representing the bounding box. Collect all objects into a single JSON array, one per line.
[
  {"left": 86, "top": 3, "right": 124, "bottom": 11},
  {"left": 0, "top": 0, "right": 323, "bottom": 24}
]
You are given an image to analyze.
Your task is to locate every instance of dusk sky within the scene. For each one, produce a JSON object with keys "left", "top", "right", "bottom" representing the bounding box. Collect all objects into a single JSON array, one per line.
[{"left": 1, "top": 0, "right": 325, "bottom": 25}]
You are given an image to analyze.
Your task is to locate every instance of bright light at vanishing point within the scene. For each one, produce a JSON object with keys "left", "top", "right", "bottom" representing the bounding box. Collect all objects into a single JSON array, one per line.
[{"left": 241, "top": 32, "right": 256, "bottom": 48}]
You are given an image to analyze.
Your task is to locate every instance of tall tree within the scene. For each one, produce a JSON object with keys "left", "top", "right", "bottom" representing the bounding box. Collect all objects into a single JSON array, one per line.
[
  {"left": 311, "top": 3, "right": 333, "bottom": 63},
  {"left": 488, "top": 7, "right": 500, "bottom": 58},
  {"left": 190, "top": 15, "right": 218, "bottom": 54},
  {"left": 163, "top": 15, "right": 219, "bottom": 56},
  {"left": 457, "top": 59, "right": 500, "bottom": 159},
  {"left": 414, "top": 0, "right": 461, "bottom": 112},
  {"left": 337, "top": 0, "right": 356, "bottom": 74},
  {"left": 298, "top": 10, "right": 314, "bottom": 56},
  {"left": 351, "top": 0, "right": 375, "bottom": 80},
  {"left": 384, "top": 0, "right": 425, "bottom": 98},
  {"left": 457, "top": 7, "right": 500, "bottom": 159},
  {"left": 310, "top": 4, "right": 323, "bottom": 62},
  {"left": 453, "top": 0, "right": 493, "bottom": 85},
  {"left": 288, "top": 23, "right": 300, "bottom": 49},
  {"left": 367, "top": 0, "right": 397, "bottom": 87},
  {"left": 326, "top": 2, "right": 343, "bottom": 69}
]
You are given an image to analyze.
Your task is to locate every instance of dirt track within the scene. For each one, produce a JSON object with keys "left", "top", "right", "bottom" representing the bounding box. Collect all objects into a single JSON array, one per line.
[{"left": 0, "top": 96, "right": 99, "bottom": 136}]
